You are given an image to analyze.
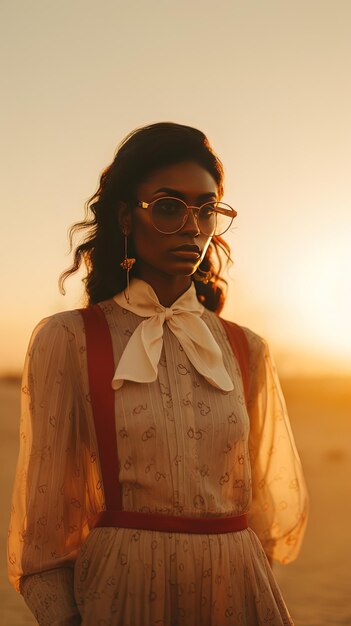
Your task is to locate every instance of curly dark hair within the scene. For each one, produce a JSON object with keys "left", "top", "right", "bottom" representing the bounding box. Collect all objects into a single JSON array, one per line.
[{"left": 59, "top": 122, "right": 233, "bottom": 312}]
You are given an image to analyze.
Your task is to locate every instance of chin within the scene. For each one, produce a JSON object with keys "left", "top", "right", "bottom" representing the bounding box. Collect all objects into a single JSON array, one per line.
[{"left": 168, "top": 264, "right": 199, "bottom": 277}]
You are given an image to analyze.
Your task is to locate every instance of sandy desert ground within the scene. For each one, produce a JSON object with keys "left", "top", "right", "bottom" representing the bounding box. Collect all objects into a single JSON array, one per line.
[{"left": 1, "top": 376, "right": 350, "bottom": 626}]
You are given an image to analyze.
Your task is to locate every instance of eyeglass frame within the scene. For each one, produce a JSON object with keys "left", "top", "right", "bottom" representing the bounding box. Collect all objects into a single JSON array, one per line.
[{"left": 135, "top": 196, "right": 237, "bottom": 236}]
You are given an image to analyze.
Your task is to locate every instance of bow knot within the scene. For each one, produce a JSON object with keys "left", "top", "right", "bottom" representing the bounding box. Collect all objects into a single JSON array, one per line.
[
  {"left": 164, "top": 308, "right": 174, "bottom": 320},
  {"left": 112, "top": 279, "right": 233, "bottom": 392}
]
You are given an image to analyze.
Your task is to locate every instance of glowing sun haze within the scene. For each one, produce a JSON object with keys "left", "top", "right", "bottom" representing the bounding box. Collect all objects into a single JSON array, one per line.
[{"left": 1, "top": 0, "right": 350, "bottom": 376}]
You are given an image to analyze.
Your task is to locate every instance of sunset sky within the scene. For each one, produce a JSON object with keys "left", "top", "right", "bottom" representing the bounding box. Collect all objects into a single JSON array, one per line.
[{"left": 1, "top": 0, "right": 350, "bottom": 376}]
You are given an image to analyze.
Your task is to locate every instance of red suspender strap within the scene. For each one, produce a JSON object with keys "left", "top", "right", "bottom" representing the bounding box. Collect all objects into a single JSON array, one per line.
[
  {"left": 79, "top": 305, "right": 122, "bottom": 510},
  {"left": 80, "top": 305, "right": 249, "bottom": 534},
  {"left": 220, "top": 318, "right": 250, "bottom": 405}
]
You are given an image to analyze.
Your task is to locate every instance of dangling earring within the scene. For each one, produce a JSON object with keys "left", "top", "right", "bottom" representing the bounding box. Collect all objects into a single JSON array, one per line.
[
  {"left": 120, "top": 228, "right": 136, "bottom": 303},
  {"left": 193, "top": 267, "right": 212, "bottom": 284}
]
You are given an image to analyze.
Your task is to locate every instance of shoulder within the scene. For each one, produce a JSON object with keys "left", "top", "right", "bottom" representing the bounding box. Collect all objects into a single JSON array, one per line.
[
  {"left": 204, "top": 310, "right": 268, "bottom": 358},
  {"left": 32, "top": 308, "right": 84, "bottom": 336},
  {"left": 240, "top": 326, "right": 268, "bottom": 359},
  {"left": 217, "top": 319, "right": 275, "bottom": 403},
  {"left": 28, "top": 309, "right": 85, "bottom": 358}
]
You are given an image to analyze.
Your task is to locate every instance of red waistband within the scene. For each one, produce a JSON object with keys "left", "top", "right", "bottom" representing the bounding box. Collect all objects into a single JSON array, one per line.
[{"left": 93, "top": 510, "right": 248, "bottom": 534}]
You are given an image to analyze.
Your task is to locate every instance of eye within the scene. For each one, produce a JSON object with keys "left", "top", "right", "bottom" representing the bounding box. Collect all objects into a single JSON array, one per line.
[
  {"left": 154, "top": 198, "right": 183, "bottom": 215},
  {"left": 200, "top": 203, "right": 216, "bottom": 219}
]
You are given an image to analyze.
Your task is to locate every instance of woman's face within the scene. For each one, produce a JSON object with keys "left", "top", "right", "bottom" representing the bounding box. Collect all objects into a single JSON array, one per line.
[{"left": 129, "top": 161, "right": 218, "bottom": 284}]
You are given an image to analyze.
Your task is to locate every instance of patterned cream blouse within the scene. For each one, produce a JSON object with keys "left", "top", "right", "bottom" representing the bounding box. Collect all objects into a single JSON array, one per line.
[{"left": 8, "top": 281, "right": 308, "bottom": 625}]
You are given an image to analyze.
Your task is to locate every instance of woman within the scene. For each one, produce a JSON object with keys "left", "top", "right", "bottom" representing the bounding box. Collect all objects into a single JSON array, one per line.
[{"left": 8, "top": 122, "right": 308, "bottom": 625}]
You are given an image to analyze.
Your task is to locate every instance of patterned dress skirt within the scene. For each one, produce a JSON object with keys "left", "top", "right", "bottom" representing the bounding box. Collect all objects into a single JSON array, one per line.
[{"left": 74, "top": 526, "right": 293, "bottom": 625}]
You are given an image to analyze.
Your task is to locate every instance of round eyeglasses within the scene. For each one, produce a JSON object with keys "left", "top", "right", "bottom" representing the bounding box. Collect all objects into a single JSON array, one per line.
[{"left": 136, "top": 196, "right": 237, "bottom": 237}]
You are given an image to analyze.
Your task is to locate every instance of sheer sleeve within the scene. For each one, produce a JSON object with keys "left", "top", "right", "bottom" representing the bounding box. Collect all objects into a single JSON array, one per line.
[
  {"left": 245, "top": 329, "right": 309, "bottom": 564},
  {"left": 8, "top": 312, "right": 102, "bottom": 625}
]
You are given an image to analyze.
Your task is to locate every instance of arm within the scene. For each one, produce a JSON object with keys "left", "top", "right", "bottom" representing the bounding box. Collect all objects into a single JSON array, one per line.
[
  {"left": 8, "top": 313, "right": 95, "bottom": 625},
  {"left": 245, "top": 330, "right": 309, "bottom": 564}
]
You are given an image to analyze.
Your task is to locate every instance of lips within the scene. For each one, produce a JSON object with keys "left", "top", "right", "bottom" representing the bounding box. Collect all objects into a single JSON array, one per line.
[{"left": 170, "top": 244, "right": 201, "bottom": 254}]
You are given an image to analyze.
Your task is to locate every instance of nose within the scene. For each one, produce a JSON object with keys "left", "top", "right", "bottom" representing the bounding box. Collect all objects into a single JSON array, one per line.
[{"left": 181, "top": 208, "right": 200, "bottom": 235}]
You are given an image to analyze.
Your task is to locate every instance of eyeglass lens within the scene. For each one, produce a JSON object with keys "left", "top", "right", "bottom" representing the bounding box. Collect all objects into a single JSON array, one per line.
[{"left": 152, "top": 198, "right": 233, "bottom": 236}]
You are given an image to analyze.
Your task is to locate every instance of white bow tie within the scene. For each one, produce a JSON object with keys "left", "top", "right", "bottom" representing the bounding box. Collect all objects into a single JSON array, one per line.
[{"left": 112, "top": 279, "right": 233, "bottom": 392}]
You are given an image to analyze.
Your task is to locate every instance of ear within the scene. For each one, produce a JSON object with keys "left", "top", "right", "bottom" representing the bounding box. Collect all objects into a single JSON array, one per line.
[{"left": 117, "top": 201, "right": 132, "bottom": 234}]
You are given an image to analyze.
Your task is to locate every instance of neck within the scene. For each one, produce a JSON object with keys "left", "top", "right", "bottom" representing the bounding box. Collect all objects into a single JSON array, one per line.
[{"left": 135, "top": 270, "right": 193, "bottom": 307}]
